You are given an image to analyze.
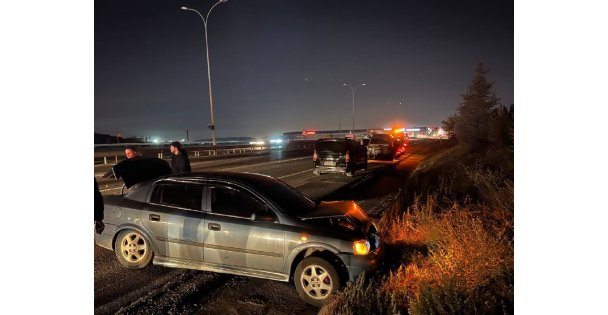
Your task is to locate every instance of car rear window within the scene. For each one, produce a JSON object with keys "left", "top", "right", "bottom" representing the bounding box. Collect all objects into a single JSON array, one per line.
[
  {"left": 370, "top": 135, "right": 390, "bottom": 144},
  {"left": 316, "top": 141, "right": 346, "bottom": 152}
]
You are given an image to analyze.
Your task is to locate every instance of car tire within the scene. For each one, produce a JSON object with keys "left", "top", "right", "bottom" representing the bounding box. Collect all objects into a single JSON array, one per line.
[
  {"left": 114, "top": 229, "right": 154, "bottom": 269},
  {"left": 294, "top": 257, "right": 340, "bottom": 306}
]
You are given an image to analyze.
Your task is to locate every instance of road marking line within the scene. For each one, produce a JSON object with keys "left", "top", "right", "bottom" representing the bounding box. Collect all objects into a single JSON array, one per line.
[
  {"left": 219, "top": 156, "right": 310, "bottom": 171},
  {"left": 278, "top": 168, "right": 314, "bottom": 179}
]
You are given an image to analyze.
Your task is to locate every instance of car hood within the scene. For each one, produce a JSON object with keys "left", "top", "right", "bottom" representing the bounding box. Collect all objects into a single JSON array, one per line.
[
  {"left": 298, "top": 200, "right": 371, "bottom": 232},
  {"left": 102, "top": 157, "right": 172, "bottom": 188}
]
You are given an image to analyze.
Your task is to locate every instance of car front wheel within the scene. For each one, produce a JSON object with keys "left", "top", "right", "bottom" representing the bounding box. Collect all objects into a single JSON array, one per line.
[
  {"left": 294, "top": 257, "right": 340, "bottom": 306},
  {"left": 114, "top": 229, "right": 153, "bottom": 269}
]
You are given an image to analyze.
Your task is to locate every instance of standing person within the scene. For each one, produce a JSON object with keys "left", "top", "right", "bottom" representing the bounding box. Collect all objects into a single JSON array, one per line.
[
  {"left": 94, "top": 178, "right": 105, "bottom": 234},
  {"left": 124, "top": 145, "right": 141, "bottom": 159},
  {"left": 170, "top": 141, "right": 191, "bottom": 173}
]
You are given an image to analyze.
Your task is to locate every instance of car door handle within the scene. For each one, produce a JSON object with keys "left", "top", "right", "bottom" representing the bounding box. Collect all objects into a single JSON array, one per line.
[
  {"left": 208, "top": 223, "right": 221, "bottom": 231},
  {"left": 149, "top": 214, "right": 160, "bottom": 222}
]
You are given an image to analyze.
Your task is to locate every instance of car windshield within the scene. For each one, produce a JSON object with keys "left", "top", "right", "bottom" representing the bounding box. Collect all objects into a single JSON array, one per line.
[
  {"left": 370, "top": 136, "right": 390, "bottom": 144},
  {"left": 316, "top": 141, "right": 346, "bottom": 152},
  {"left": 254, "top": 178, "right": 316, "bottom": 215}
]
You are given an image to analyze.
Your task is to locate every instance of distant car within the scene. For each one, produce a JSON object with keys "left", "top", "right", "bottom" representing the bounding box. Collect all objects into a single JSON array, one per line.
[
  {"left": 313, "top": 138, "right": 368, "bottom": 176},
  {"left": 367, "top": 134, "right": 395, "bottom": 160},
  {"left": 95, "top": 158, "right": 382, "bottom": 306}
]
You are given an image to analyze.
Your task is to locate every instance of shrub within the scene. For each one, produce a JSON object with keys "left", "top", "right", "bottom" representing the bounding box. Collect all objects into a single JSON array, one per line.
[
  {"left": 381, "top": 205, "right": 513, "bottom": 315},
  {"left": 320, "top": 274, "right": 399, "bottom": 315},
  {"left": 324, "top": 141, "right": 513, "bottom": 314}
]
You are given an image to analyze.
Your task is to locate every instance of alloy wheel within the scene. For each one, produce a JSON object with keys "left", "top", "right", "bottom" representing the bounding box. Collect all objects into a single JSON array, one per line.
[
  {"left": 120, "top": 232, "right": 148, "bottom": 263},
  {"left": 300, "top": 264, "right": 333, "bottom": 300}
]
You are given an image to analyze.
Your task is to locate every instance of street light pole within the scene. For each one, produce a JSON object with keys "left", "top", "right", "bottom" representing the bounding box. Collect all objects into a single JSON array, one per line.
[
  {"left": 342, "top": 83, "right": 366, "bottom": 134},
  {"left": 181, "top": 0, "right": 228, "bottom": 146}
]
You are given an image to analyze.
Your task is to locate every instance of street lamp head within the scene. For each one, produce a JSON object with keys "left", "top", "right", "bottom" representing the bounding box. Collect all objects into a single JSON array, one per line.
[
  {"left": 220, "top": 0, "right": 228, "bottom": 2},
  {"left": 361, "top": 83, "right": 367, "bottom": 86},
  {"left": 342, "top": 83, "right": 347, "bottom": 86},
  {"left": 180, "top": 6, "right": 190, "bottom": 10}
]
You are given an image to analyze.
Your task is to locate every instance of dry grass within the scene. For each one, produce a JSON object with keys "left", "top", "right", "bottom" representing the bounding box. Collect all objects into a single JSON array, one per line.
[
  {"left": 320, "top": 275, "right": 399, "bottom": 315},
  {"left": 322, "top": 144, "right": 514, "bottom": 314},
  {"left": 382, "top": 203, "right": 513, "bottom": 314}
]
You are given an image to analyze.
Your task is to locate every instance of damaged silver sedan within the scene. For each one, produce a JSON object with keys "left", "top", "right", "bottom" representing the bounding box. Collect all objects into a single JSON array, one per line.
[{"left": 95, "top": 157, "right": 382, "bottom": 306}]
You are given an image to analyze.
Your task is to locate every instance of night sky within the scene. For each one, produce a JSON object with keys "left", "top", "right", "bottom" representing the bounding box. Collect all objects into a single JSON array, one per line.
[{"left": 95, "top": 0, "right": 513, "bottom": 141}]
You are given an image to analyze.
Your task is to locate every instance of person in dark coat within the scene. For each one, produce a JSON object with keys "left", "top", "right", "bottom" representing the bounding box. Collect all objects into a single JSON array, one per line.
[
  {"left": 94, "top": 178, "right": 105, "bottom": 234},
  {"left": 169, "top": 141, "right": 191, "bottom": 173},
  {"left": 124, "top": 145, "right": 141, "bottom": 159}
]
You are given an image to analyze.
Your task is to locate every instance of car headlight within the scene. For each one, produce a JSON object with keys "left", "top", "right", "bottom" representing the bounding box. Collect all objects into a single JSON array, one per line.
[{"left": 353, "top": 240, "right": 370, "bottom": 255}]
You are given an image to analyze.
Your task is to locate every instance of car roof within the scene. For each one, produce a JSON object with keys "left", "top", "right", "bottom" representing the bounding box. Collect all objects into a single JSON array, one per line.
[
  {"left": 154, "top": 170, "right": 281, "bottom": 188},
  {"left": 143, "top": 171, "right": 317, "bottom": 214}
]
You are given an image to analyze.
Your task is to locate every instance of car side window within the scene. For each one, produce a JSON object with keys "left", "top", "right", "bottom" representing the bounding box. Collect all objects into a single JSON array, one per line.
[
  {"left": 210, "top": 186, "right": 271, "bottom": 218},
  {"left": 150, "top": 183, "right": 203, "bottom": 211}
]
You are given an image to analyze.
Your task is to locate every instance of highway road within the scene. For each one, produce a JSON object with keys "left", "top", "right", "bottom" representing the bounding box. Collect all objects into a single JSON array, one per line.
[{"left": 94, "top": 140, "right": 441, "bottom": 314}]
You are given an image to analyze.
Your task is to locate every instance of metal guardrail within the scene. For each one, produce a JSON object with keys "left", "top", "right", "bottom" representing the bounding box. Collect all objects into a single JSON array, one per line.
[{"left": 94, "top": 140, "right": 316, "bottom": 166}]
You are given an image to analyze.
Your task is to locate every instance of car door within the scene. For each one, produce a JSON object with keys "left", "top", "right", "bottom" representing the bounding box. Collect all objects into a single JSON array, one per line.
[
  {"left": 202, "top": 183, "right": 285, "bottom": 273},
  {"left": 142, "top": 181, "right": 207, "bottom": 262}
]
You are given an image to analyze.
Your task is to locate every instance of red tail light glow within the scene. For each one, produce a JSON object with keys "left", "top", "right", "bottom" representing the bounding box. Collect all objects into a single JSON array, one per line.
[
  {"left": 345, "top": 150, "right": 350, "bottom": 163},
  {"left": 313, "top": 149, "right": 317, "bottom": 161}
]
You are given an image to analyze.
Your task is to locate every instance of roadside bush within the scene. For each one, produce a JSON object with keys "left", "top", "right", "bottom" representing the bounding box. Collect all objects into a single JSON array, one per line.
[
  {"left": 406, "top": 144, "right": 513, "bottom": 213},
  {"left": 324, "top": 142, "right": 514, "bottom": 314},
  {"left": 380, "top": 204, "right": 513, "bottom": 314},
  {"left": 320, "top": 275, "right": 399, "bottom": 315}
]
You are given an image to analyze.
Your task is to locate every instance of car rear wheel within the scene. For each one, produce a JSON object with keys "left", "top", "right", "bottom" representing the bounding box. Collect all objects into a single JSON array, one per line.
[
  {"left": 114, "top": 230, "right": 153, "bottom": 269},
  {"left": 294, "top": 257, "right": 340, "bottom": 306}
]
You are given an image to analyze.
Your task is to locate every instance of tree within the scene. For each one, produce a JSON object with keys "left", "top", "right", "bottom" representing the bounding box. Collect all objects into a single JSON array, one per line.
[
  {"left": 442, "top": 115, "right": 458, "bottom": 132},
  {"left": 453, "top": 63, "right": 500, "bottom": 148},
  {"left": 489, "top": 104, "right": 514, "bottom": 146}
]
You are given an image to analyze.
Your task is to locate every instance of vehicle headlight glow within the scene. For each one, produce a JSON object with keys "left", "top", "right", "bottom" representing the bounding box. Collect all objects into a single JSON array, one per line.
[{"left": 353, "top": 240, "right": 370, "bottom": 255}]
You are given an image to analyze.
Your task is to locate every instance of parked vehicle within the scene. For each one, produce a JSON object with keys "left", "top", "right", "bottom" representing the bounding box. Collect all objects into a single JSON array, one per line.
[
  {"left": 95, "top": 158, "right": 382, "bottom": 306},
  {"left": 312, "top": 138, "right": 367, "bottom": 176},
  {"left": 367, "top": 134, "right": 395, "bottom": 160},
  {"left": 360, "top": 137, "right": 371, "bottom": 146}
]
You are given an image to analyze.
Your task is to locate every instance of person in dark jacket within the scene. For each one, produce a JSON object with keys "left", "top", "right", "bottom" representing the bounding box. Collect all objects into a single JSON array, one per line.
[
  {"left": 124, "top": 145, "right": 141, "bottom": 159},
  {"left": 94, "top": 178, "right": 105, "bottom": 234},
  {"left": 170, "top": 141, "right": 191, "bottom": 173}
]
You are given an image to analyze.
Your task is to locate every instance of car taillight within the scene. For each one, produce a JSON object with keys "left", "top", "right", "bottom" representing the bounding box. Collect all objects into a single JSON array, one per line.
[
  {"left": 345, "top": 150, "right": 350, "bottom": 163},
  {"left": 313, "top": 149, "right": 317, "bottom": 161}
]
